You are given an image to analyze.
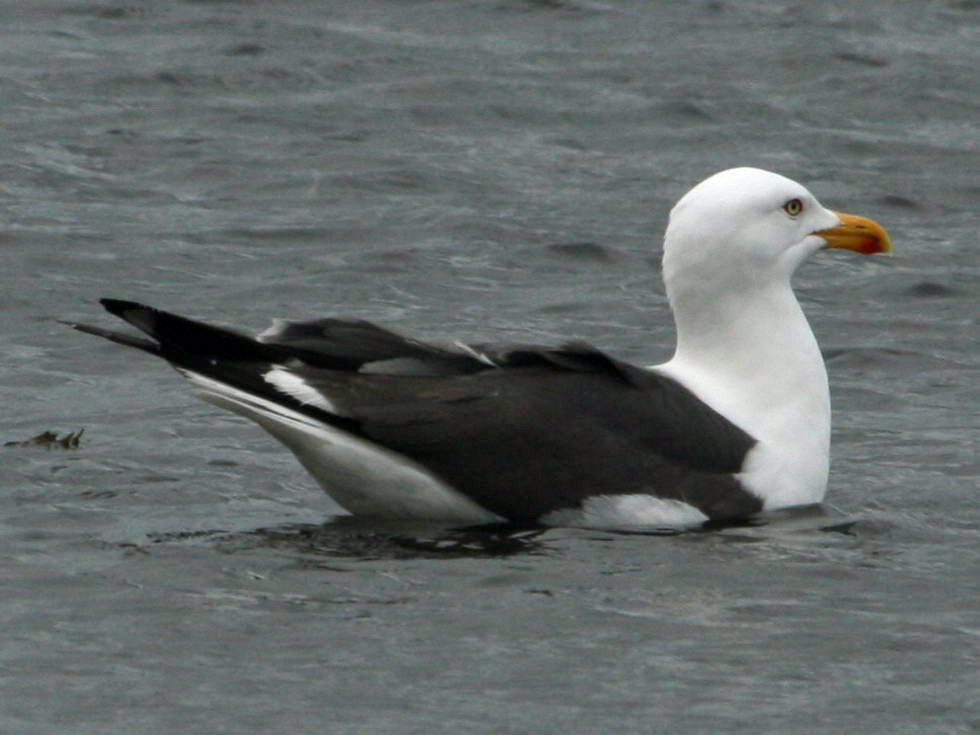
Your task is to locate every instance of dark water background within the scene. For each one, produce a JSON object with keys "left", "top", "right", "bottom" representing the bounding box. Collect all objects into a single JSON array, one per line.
[{"left": 1, "top": 1, "right": 977, "bottom": 733}]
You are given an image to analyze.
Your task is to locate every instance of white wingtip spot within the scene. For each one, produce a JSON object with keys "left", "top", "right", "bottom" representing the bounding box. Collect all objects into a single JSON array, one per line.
[
  {"left": 453, "top": 341, "right": 497, "bottom": 366},
  {"left": 264, "top": 367, "right": 342, "bottom": 415},
  {"left": 256, "top": 319, "right": 290, "bottom": 343}
]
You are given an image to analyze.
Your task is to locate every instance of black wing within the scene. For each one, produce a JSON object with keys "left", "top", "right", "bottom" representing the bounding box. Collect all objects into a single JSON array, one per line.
[{"left": 70, "top": 299, "right": 761, "bottom": 522}]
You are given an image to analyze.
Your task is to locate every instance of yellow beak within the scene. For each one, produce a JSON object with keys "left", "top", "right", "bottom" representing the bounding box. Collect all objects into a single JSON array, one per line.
[{"left": 814, "top": 211, "right": 893, "bottom": 255}]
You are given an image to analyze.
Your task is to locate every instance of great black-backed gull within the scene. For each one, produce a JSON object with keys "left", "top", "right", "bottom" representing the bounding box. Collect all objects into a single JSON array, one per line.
[{"left": 68, "top": 167, "right": 892, "bottom": 528}]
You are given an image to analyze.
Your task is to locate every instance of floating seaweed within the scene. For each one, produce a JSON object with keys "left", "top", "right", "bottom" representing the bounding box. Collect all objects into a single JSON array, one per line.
[{"left": 4, "top": 429, "right": 84, "bottom": 450}]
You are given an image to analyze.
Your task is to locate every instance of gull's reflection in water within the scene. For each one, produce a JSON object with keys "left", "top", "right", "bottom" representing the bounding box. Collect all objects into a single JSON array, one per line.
[
  {"left": 149, "top": 504, "right": 860, "bottom": 560},
  {"left": 234, "top": 516, "right": 552, "bottom": 560}
]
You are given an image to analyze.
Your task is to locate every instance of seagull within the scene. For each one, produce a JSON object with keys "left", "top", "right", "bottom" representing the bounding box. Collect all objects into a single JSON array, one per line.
[{"left": 68, "top": 167, "right": 892, "bottom": 528}]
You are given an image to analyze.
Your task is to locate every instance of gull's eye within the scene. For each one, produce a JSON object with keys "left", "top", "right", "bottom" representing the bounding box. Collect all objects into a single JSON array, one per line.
[{"left": 783, "top": 198, "right": 804, "bottom": 217}]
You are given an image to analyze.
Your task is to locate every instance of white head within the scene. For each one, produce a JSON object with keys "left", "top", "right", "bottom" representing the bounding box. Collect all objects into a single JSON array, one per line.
[
  {"left": 663, "top": 168, "right": 841, "bottom": 299},
  {"left": 663, "top": 167, "right": 892, "bottom": 300}
]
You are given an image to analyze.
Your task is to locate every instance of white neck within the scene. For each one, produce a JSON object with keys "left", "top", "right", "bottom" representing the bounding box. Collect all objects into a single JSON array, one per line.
[{"left": 655, "top": 276, "right": 831, "bottom": 509}]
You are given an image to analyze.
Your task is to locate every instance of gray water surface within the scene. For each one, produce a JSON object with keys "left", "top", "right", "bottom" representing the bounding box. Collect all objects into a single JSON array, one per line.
[{"left": 2, "top": 1, "right": 978, "bottom": 733}]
